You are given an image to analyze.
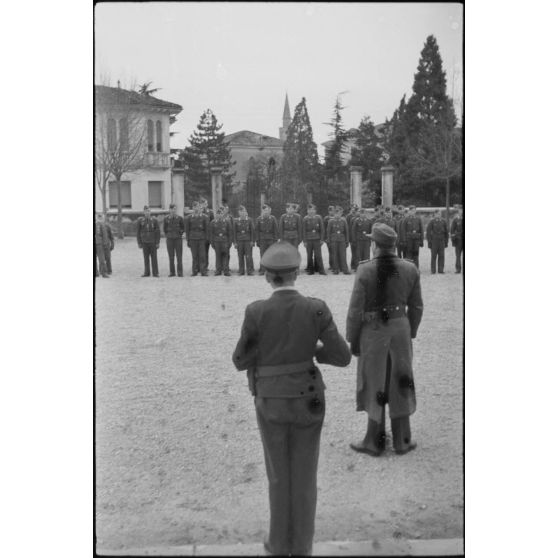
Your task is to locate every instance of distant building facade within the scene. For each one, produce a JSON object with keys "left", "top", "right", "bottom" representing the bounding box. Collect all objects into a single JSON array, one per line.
[{"left": 95, "top": 85, "right": 183, "bottom": 215}]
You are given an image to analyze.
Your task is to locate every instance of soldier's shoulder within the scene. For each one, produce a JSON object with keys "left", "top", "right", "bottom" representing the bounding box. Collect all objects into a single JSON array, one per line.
[{"left": 306, "top": 296, "right": 330, "bottom": 313}]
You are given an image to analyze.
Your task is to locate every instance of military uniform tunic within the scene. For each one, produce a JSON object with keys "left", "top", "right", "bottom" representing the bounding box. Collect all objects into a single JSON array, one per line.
[
  {"left": 278, "top": 213, "right": 302, "bottom": 247},
  {"left": 163, "top": 214, "right": 185, "bottom": 276},
  {"left": 185, "top": 214, "right": 209, "bottom": 275},
  {"left": 426, "top": 216, "right": 449, "bottom": 273},
  {"left": 326, "top": 217, "right": 350, "bottom": 273},
  {"left": 233, "top": 289, "right": 351, "bottom": 556},
  {"left": 210, "top": 218, "right": 233, "bottom": 274},
  {"left": 399, "top": 215, "right": 424, "bottom": 268},
  {"left": 351, "top": 216, "right": 372, "bottom": 264},
  {"left": 136, "top": 216, "right": 161, "bottom": 276},
  {"left": 450, "top": 215, "right": 464, "bottom": 273},
  {"left": 233, "top": 217, "right": 255, "bottom": 274},
  {"left": 255, "top": 215, "right": 279, "bottom": 272},
  {"left": 302, "top": 215, "right": 325, "bottom": 274}
]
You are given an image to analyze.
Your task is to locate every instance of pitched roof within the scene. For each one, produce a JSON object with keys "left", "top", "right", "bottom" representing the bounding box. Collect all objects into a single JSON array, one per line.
[
  {"left": 224, "top": 130, "right": 283, "bottom": 147},
  {"left": 95, "top": 85, "right": 182, "bottom": 114}
]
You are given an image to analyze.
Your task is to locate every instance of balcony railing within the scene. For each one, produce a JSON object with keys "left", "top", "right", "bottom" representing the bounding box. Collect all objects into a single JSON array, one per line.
[{"left": 143, "top": 151, "right": 171, "bottom": 168}]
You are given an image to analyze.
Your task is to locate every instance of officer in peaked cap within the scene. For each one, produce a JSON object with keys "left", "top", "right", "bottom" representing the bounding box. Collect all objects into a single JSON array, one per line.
[
  {"left": 233, "top": 239, "right": 351, "bottom": 556},
  {"left": 346, "top": 222, "right": 423, "bottom": 457}
]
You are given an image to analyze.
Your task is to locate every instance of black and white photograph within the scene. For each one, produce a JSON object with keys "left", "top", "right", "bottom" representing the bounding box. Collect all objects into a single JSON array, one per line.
[{"left": 94, "top": 2, "right": 464, "bottom": 555}]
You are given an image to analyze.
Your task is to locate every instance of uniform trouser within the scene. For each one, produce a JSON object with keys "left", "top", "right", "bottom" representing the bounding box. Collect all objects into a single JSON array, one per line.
[
  {"left": 305, "top": 240, "right": 325, "bottom": 273},
  {"left": 454, "top": 240, "right": 463, "bottom": 272},
  {"left": 166, "top": 238, "right": 183, "bottom": 275},
  {"left": 350, "top": 242, "right": 358, "bottom": 270},
  {"left": 255, "top": 396, "right": 325, "bottom": 556},
  {"left": 407, "top": 240, "right": 421, "bottom": 268},
  {"left": 142, "top": 244, "right": 158, "bottom": 276},
  {"left": 331, "top": 242, "right": 349, "bottom": 273},
  {"left": 103, "top": 246, "right": 112, "bottom": 273},
  {"left": 355, "top": 240, "right": 371, "bottom": 264},
  {"left": 326, "top": 242, "right": 333, "bottom": 269},
  {"left": 237, "top": 241, "right": 254, "bottom": 273},
  {"left": 430, "top": 239, "right": 445, "bottom": 273},
  {"left": 95, "top": 244, "right": 107, "bottom": 276},
  {"left": 259, "top": 239, "right": 276, "bottom": 271},
  {"left": 189, "top": 239, "right": 207, "bottom": 274},
  {"left": 213, "top": 242, "right": 230, "bottom": 273}
]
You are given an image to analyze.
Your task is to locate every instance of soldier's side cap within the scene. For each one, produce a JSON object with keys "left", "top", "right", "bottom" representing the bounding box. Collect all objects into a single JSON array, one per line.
[
  {"left": 335, "top": 205, "right": 343, "bottom": 212},
  {"left": 261, "top": 240, "right": 301, "bottom": 272},
  {"left": 398, "top": 205, "right": 404, "bottom": 210},
  {"left": 307, "top": 203, "right": 316, "bottom": 210},
  {"left": 143, "top": 205, "right": 150, "bottom": 210},
  {"left": 169, "top": 203, "right": 176, "bottom": 209},
  {"left": 351, "top": 203, "right": 359, "bottom": 210},
  {"left": 238, "top": 205, "right": 246, "bottom": 211},
  {"left": 262, "top": 203, "right": 270, "bottom": 210},
  {"left": 328, "top": 205, "right": 335, "bottom": 211},
  {"left": 371, "top": 223, "right": 397, "bottom": 246}
]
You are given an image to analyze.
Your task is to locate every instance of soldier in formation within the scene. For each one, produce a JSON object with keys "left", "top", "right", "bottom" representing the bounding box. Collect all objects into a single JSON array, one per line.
[
  {"left": 399, "top": 205, "right": 424, "bottom": 267},
  {"left": 326, "top": 206, "right": 350, "bottom": 275},
  {"left": 185, "top": 202, "right": 209, "bottom": 276},
  {"left": 137, "top": 206, "right": 160, "bottom": 277},
  {"left": 351, "top": 207, "right": 373, "bottom": 264},
  {"left": 234, "top": 205, "right": 255, "bottom": 276},
  {"left": 346, "top": 223, "right": 424, "bottom": 457},
  {"left": 232, "top": 241, "right": 351, "bottom": 556},
  {"left": 426, "top": 209, "right": 449, "bottom": 274},
  {"left": 302, "top": 204, "right": 326, "bottom": 275},
  {"left": 163, "top": 203, "right": 184, "bottom": 277},
  {"left": 279, "top": 202, "right": 302, "bottom": 250},
  {"left": 94, "top": 213, "right": 113, "bottom": 278},
  {"left": 450, "top": 204, "right": 464, "bottom": 274},
  {"left": 255, "top": 204, "right": 279, "bottom": 275},
  {"left": 210, "top": 206, "right": 233, "bottom": 276},
  {"left": 394, "top": 206, "right": 407, "bottom": 258}
]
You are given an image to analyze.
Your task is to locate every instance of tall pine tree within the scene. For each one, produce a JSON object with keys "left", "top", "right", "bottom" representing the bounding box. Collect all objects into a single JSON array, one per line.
[
  {"left": 182, "top": 109, "right": 235, "bottom": 200},
  {"left": 281, "top": 97, "right": 321, "bottom": 206}
]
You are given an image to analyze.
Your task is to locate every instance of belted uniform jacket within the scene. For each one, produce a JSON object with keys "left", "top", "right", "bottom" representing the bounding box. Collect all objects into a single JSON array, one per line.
[
  {"left": 163, "top": 215, "right": 185, "bottom": 239},
  {"left": 185, "top": 214, "right": 209, "bottom": 241},
  {"left": 279, "top": 214, "right": 302, "bottom": 244},
  {"left": 210, "top": 218, "right": 233, "bottom": 245},
  {"left": 255, "top": 215, "right": 279, "bottom": 243},
  {"left": 302, "top": 215, "right": 324, "bottom": 242},
  {"left": 137, "top": 216, "right": 161, "bottom": 245},
  {"left": 233, "top": 289, "right": 351, "bottom": 398},
  {"left": 426, "top": 217, "right": 449, "bottom": 244}
]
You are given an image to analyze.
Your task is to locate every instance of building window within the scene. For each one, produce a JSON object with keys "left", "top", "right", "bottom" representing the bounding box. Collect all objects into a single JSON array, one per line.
[
  {"left": 147, "top": 119, "right": 154, "bottom": 152},
  {"left": 107, "top": 118, "right": 117, "bottom": 152},
  {"left": 109, "top": 181, "right": 132, "bottom": 208},
  {"left": 148, "top": 181, "right": 163, "bottom": 208},
  {"left": 119, "top": 118, "right": 129, "bottom": 151},
  {"left": 156, "top": 120, "right": 162, "bottom": 152}
]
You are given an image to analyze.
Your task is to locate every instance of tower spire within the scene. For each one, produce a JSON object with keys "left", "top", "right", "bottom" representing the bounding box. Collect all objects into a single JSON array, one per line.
[{"left": 279, "top": 92, "right": 292, "bottom": 142}]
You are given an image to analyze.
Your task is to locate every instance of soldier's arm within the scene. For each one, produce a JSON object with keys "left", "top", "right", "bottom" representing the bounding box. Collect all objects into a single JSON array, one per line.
[
  {"left": 297, "top": 215, "right": 303, "bottom": 244},
  {"left": 344, "top": 219, "right": 349, "bottom": 243},
  {"left": 426, "top": 220, "right": 432, "bottom": 243},
  {"left": 278, "top": 215, "right": 284, "bottom": 237},
  {"left": 302, "top": 217, "right": 307, "bottom": 242},
  {"left": 272, "top": 216, "right": 279, "bottom": 240},
  {"left": 326, "top": 219, "right": 332, "bottom": 243},
  {"left": 163, "top": 217, "right": 168, "bottom": 235},
  {"left": 313, "top": 301, "right": 351, "bottom": 367},
  {"left": 254, "top": 219, "right": 260, "bottom": 244},
  {"left": 155, "top": 220, "right": 161, "bottom": 244},
  {"left": 179, "top": 216, "right": 185, "bottom": 237},
  {"left": 319, "top": 216, "right": 325, "bottom": 242},
  {"left": 407, "top": 272, "right": 424, "bottom": 339},
  {"left": 232, "top": 306, "right": 259, "bottom": 371},
  {"left": 136, "top": 219, "right": 142, "bottom": 246},
  {"left": 250, "top": 218, "right": 255, "bottom": 243},
  {"left": 345, "top": 268, "right": 367, "bottom": 350}
]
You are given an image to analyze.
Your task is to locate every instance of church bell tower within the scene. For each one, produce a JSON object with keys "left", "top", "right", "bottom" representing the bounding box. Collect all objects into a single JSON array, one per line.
[{"left": 279, "top": 93, "right": 291, "bottom": 142}]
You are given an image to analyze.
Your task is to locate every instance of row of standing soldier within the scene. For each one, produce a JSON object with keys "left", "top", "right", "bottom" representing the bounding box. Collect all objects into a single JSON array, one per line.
[{"left": 95, "top": 200, "right": 464, "bottom": 278}]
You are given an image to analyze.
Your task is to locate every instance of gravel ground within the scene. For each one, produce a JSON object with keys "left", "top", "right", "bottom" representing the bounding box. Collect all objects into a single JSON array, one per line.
[{"left": 95, "top": 239, "right": 463, "bottom": 551}]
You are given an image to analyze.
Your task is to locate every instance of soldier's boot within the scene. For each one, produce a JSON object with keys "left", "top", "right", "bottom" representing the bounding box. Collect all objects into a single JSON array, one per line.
[{"left": 392, "top": 416, "right": 416, "bottom": 455}]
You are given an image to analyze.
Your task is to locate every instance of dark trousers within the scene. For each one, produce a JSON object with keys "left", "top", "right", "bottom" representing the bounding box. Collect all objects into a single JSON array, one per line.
[
  {"left": 237, "top": 241, "right": 254, "bottom": 274},
  {"left": 454, "top": 240, "right": 463, "bottom": 272},
  {"left": 350, "top": 241, "right": 358, "bottom": 270},
  {"left": 142, "top": 244, "right": 158, "bottom": 276},
  {"left": 259, "top": 239, "right": 275, "bottom": 271},
  {"left": 213, "top": 242, "right": 230, "bottom": 274},
  {"left": 355, "top": 240, "right": 371, "bottom": 264},
  {"left": 95, "top": 244, "right": 107, "bottom": 276},
  {"left": 326, "top": 242, "right": 334, "bottom": 269},
  {"left": 166, "top": 238, "right": 183, "bottom": 276},
  {"left": 189, "top": 239, "right": 207, "bottom": 275},
  {"left": 407, "top": 240, "right": 421, "bottom": 268},
  {"left": 305, "top": 240, "right": 325, "bottom": 273},
  {"left": 255, "top": 396, "right": 325, "bottom": 556},
  {"left": 430, "top": 239, "right": 446, "bottom": 273},
  {"left": 331, "top": 242, "right": 349, "bottom": 273},
  {"left": 103, "top": 246, "right": 112, "bottom": 274}
]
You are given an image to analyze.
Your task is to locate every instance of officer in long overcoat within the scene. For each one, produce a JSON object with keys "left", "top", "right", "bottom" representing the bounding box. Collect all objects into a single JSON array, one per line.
[
  {"left": 163, "top": 203, "right": 185, "bottom": 277},
  {"left": 255, "top": 204, "right": 279, "bottom": 275},
  {"left": 232, "top": 241, "right": 351, "bottom": 556},
  {"left": 426, "top": 209, "right": 449, "bottom": 274},
  {"left": 346, "top": 223, "right": 423, "bottom": 456},
  {"left": 450, "top": 204, "right": 464, "bottom": 273},
  {"left": 136, "top": 206, "right": 161, "bottom": 277}
]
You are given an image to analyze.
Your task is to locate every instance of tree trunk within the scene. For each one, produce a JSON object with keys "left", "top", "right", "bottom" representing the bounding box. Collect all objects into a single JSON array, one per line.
[
  {"left": 116, "top": 176, "right": 124, "bottom": 239},
  {"left": 445, "top": 176, "right": 450, "bottom": 225}
]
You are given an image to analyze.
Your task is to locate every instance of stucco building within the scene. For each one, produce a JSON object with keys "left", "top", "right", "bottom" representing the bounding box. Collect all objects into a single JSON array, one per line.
[{"left": 95, "top": 85, "right": 183, "bottom": 216}]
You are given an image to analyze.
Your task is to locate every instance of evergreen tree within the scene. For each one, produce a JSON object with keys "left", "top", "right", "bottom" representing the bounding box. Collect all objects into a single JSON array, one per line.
[
  {"left": 183, "top": 109, "right": 235, "bottom": 200},
  {"left": 281, "top": 97, "right": 321, "bottom": 205}
]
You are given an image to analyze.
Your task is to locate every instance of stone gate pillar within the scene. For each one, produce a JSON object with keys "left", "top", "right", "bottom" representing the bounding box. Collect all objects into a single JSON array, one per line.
[
  {"left": 210, "top": 166, "right": 223, "bottom": 211},
  {"left": 350, "top": 166, "right": 363, "bottom": 208},
  {"left": 381, "top": 166, "right": 395, "bottom": 207}
]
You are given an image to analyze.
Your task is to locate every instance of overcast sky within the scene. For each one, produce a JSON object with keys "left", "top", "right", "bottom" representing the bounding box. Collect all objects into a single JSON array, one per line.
[{"left": 95, "top": 2, "right": 463, "bottom": 157}]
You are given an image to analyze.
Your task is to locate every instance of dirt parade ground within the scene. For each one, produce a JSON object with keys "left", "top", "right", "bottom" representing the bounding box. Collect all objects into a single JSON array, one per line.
[{"left": 95, "top": 238, "right": 463, "bottom": 552}]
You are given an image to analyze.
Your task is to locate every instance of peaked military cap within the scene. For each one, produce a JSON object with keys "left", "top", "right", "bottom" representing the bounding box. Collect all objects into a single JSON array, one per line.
[
  {"left": 307, "top": 203, "right": 316, "bottom": 211},
  {"left": 371, "top": 223, "right": 397, "bottom": 246},
  {"left": 261, "top": 240, "right": 301, "bottom": 272}
]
